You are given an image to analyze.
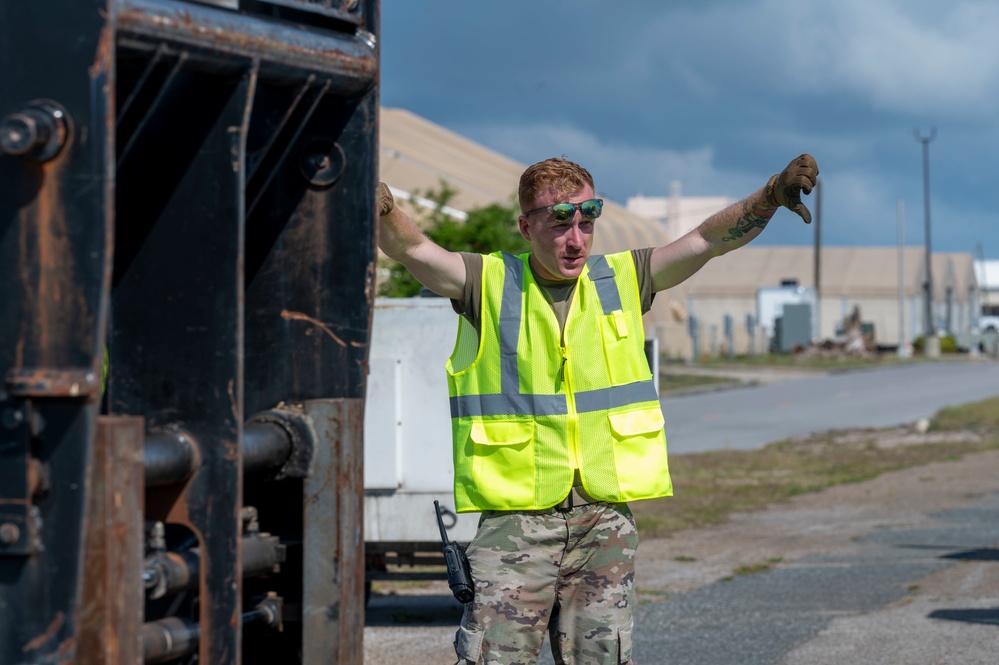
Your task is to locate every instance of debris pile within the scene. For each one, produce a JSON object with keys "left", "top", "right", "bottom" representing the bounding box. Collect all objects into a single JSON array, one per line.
[{"left": 798, "top": 306, "right": 877, "bottom": 359}]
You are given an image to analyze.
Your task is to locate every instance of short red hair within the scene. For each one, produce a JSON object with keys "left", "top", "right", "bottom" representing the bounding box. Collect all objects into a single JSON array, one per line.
[{"left": 518, "top": 157, "right": 594, "bottom": 212}]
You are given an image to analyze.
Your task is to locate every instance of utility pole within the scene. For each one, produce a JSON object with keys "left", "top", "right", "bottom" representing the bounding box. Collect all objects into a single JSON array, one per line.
[
  {"left": 978, "top": 242, "right": 988, "bottom": 317},
  {"left": 813, "top": 178, "right": 822, "bottom": 341},
  {"left": 897, "top": 199, "right": 909, "bottom": 357},
  {"left": 914, "top": 128, "right": 938, "bottom": 357}
]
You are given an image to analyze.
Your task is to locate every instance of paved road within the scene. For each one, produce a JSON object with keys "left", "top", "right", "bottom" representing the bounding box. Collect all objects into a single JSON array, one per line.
[
  {"left": 661, "top": 360, "right": 999, "bottom": 454},
  {"left": 633, "top": 490, "right": 999, "bottom": 665}
]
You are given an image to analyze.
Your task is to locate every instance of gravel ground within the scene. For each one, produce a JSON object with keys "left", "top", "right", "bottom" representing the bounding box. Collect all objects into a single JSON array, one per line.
[{"left": 364, "top": 446, "right": 999, "bottom": 664}]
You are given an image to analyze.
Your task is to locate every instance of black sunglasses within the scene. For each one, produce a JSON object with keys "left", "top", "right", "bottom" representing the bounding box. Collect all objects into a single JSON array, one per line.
[{"left": 524, "top": 198, "right": 603, "bottom": 222}]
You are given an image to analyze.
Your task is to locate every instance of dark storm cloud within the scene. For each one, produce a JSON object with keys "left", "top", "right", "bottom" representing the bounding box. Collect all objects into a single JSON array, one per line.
[{"left": 381, "top": 0, "right": 999, "bottom": 256}]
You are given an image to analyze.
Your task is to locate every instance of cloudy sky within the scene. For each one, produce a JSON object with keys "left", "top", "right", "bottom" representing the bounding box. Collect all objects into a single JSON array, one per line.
[{"left": 380, "top": 0, "right": 999, "bottom": 258}]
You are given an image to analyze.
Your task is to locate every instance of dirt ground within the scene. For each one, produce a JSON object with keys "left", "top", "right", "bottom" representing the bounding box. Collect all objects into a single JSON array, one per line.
[{"left": 364, "top": 442, "right": 999, "bottom": 664}]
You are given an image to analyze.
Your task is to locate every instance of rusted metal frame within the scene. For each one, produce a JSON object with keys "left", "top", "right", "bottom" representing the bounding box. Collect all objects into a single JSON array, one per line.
[
  {"left": 242, "top": 89, "right": 378, "bottom": 409},
  {"left": 301, "top": 398, "right": 365, "bottom": 665},
  {"left": 246, "top": 0, "right": 363, "bottom": 24},
  {"left": 0, "top": 26, "right": 114, "bottom": 386},
  {"left": 5, "top": 368, "right": 103, "bottom": 399},
  {"left": 0, "top": 0, "right": 116, "bottom": 661},
  {"left": 238, "top": 84, "right": 377, "bottom": 660},
  {"left": 190, "top": 67, "right": 256, "bottom": 665},
  {"left": 246, "top": 74, "right": 316, "bottom": 183},
  {"left": 246, "top": 78, "right": 332, "bottom": 219},
  {"left": 110, "top": 61, "right": 258, "bottom": 663},
  {"left": 78, "top": 416, "right": 146, "bottom": 665},
  {"left": 5, "top": 401, "right": 104, "bottom": 662},
  {"left": 116, "top": 41, "right": 168, "bottom": 125},
  {"left": 0, "top": 401, "right": 34, "bottom": 558},
  {"left": 115, "top": 0, "right": 376, "bottom": 87},
  {"left": 115, "top": 49, "right": 189, "bottom": 168}
]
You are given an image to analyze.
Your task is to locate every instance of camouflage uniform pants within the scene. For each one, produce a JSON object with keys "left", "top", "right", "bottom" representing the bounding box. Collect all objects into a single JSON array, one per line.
[{"left": 453, "top": 502, "right": 638, "bottom": 665}]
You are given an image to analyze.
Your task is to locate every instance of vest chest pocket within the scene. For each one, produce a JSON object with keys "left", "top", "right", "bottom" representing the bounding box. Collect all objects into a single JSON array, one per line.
[
  {"left": 598, "top": 310, "right": 650, "bottom": 384},
  {"left": 608, "top": 407, "right": 671, "bottom": 498},
  {"left": 468, "top": 420, "right": 536, "bottom": 508}
]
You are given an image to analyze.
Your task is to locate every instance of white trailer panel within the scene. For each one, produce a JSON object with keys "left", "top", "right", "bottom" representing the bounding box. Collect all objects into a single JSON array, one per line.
[{"left": 363, "top": 297, "right": 479, "bottom": 544}]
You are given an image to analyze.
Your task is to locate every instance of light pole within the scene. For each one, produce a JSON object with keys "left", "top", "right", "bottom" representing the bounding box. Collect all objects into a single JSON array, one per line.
[
  {"left": 914, "top": 128, "right": 938, "bottom": 356},
  {"left": 813, "top": 178, "right": 822, "bottom": 341},
  {"left": 897, "top": 199, "right": 909, "bottom": 357}
]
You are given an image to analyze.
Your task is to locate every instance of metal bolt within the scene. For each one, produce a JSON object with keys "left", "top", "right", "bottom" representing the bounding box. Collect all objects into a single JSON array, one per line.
[
  {"left": 0, "top": 113, "right": 38, "bottom": 155},
  {"left": 1, "top": 407, "right": 23, "bottom": 429},
  {"left": 0, "top": 100, "right": 70, "bottom": 161},
  {"left": 299, "top": 140, "right": 346, "bottom": 189},
  {"left": 0, "top": 522, "right": 20, "bottom": 546}
]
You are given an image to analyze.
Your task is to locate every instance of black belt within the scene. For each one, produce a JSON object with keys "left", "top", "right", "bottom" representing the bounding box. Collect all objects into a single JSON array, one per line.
[{"left": 556, "top": 486, "right": 599, "bottom": 510}]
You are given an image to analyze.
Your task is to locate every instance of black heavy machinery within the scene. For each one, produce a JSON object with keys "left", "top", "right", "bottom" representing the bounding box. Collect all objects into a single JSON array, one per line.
[{"left": 0, "top": 1, "right": 380, "bottom": 662}]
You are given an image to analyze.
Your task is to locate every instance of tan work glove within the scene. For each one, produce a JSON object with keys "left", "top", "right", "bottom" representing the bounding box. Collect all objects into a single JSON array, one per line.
[
  {"left": 377, "top": 182, "right": 395, "bottom": 217},
  {"left": 764, "top": 154, "right": 819, "bottom": 223}
]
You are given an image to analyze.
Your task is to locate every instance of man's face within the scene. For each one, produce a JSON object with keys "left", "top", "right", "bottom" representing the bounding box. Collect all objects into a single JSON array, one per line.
[{"left": 518, "top": 184, "right": 596, "bottom": 281}]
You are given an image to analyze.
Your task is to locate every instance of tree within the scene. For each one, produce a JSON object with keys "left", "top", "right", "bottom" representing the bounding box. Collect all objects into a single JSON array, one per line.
[{"left": 378, "top": 183, "right": 528, "bottom": 297}]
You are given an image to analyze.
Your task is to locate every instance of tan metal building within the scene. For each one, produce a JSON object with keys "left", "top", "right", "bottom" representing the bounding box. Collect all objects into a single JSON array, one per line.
[{"left": 663, "top": 247, "right": 977, "bottom": 359}]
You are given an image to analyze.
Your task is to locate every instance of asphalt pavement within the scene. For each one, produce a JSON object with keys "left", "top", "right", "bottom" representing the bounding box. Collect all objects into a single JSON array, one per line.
[
  {"left": 660, "top": 359, "right": 999, "bottom": 453},
  {"left": 366, "top": 484, "right": 999, "bottom": 665},
  {"left": 632, "top": 491, "right": 999, "bottom": 665}
]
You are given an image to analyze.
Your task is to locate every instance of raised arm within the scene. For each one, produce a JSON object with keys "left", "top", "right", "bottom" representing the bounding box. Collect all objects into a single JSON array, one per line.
[
  {"left": 377, "top": 183, "right": 466, "bottom": 300},
  {"left": 649, "top": 154, "right": 818, "bottom": 292}
]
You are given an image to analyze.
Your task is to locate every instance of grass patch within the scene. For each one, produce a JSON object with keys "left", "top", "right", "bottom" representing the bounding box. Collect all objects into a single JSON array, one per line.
[
  {"left": 690, "top": 354, "right": 918, "bottom": 372},
  {"left": 732, "top": 558, "right": 784, "bottom": 576},
  {"left": 659, "top": 372, "right": 737, "bottom": 394},
  {"left": 632, "top": 396, "right": 999, "bottom": 538},
  {"left": 931, "top": 400, "right": 999, "bottom": 431}
]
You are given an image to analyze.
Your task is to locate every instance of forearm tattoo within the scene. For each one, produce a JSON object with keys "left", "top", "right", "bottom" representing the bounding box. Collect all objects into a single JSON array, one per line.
[{"left": 722, "top": 203, "right": 776, "bottom": 242}]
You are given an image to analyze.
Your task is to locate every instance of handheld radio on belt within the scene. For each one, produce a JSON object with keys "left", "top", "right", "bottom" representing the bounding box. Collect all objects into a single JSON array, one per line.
[{"left": 434, "top": 500, "right": 474, "bottom": 604}]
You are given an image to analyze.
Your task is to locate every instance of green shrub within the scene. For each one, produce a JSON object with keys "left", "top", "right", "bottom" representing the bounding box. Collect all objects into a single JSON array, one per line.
[{"left": 913, "top": 334, "right": 959, "bottom": 353}]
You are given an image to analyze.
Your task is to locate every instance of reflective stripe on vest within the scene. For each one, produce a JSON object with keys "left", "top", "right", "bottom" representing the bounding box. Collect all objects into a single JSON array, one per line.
[{"left": 449, "top": 380, "right": 658, "bottom": 417}]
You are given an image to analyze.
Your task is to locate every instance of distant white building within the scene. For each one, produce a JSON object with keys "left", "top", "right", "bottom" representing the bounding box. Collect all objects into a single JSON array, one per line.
[
  {"left": 626, "top": 182, "right": 734, "bottom": 241},
  {"left": 974, "top": 259, "right": 999, "bottom": 316}
]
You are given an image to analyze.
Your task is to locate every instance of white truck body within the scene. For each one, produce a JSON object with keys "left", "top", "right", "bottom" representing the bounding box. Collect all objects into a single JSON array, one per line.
[{"left": 363, "top": 297, "right": 479, "bottom": 546}]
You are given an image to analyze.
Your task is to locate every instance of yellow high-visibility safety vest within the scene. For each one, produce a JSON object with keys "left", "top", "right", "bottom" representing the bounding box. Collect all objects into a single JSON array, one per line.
[{"left": 447, "top": 251, "right": 673, "bottom": 512}]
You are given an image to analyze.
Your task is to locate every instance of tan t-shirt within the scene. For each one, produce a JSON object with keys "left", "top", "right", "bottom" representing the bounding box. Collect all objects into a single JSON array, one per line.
[{"left": 450, "top": 248, "right": 656, "bottom": 335}]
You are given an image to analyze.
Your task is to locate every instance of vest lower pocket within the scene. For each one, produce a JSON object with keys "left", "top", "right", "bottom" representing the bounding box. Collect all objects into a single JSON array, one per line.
[
  {"left": 469, "top": 420, "right": 536, "bottom": 508},
  {"left": 608, "top": 406, "right": 671, "bottom": 498}
]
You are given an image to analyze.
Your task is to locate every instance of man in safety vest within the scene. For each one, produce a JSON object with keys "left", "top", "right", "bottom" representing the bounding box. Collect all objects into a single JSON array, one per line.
[{"left": 376, "top": 153, "right": 818, "bottom": 665}]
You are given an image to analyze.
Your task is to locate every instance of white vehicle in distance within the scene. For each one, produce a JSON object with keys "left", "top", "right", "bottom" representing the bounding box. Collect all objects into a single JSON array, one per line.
[{"left": 977, "top": 315, "right": 999, "bottom": 333}]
